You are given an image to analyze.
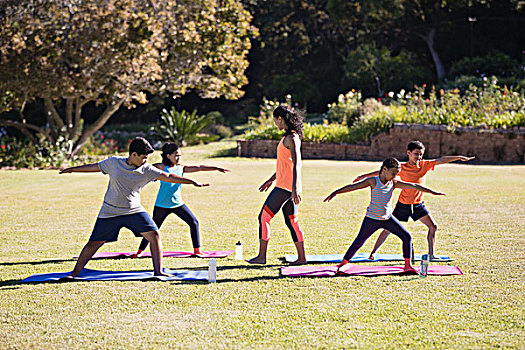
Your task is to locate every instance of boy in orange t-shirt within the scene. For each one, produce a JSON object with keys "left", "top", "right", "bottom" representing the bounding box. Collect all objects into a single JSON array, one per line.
[{"left": 354, "top": 140, "right": 474, "bottom": 260}]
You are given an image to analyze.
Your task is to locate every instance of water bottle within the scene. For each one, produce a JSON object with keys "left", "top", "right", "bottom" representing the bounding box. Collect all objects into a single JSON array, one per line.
[
  {"left": 235, "top": 241, "right": 243, "bottom": 260},
  {"left": 208, "top": 258, "right": 217, "bottom": 283},
  {"left": 419, "top": 254, "right": 429, "bottom": 278}
]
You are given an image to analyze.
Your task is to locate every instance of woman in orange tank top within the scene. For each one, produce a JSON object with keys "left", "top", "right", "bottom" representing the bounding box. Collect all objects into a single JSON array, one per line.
[{"left": 247, "top": 105, "right": 307, "bottom": 265}]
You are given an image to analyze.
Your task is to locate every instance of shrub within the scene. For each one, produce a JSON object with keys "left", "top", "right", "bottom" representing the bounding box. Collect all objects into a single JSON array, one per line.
[
  {"left": 206, "top": 124, "right": 233, "bottom": 139},
  {"left": 0, "top": 135, "right": 71, "bottom": 168},
  {"left": 152, "top": 107, "right": 215, "bottom": 146},
  {"left": 348, "top": 105, "right": 407, "bottom": 142},
  {"left": 248, "top": 95, "right": 294, "bottom": 127},
  {"left": 303, "top": 122, "right": 350, "bottom": 143},
  {"left": 324, "top": 90, "right": 362, "bottom": 126},
  {"left": 79, "top": 133, "right": 120, "bottom": 156},
  {"left": 448, "top": 50, "right": 523, "bottom": 79},
  {"left": 99, "top": 123, "right": 158, "bottom": 151},
  {"left": 242, "top": 80, "right": 525, "bottom": 144}
]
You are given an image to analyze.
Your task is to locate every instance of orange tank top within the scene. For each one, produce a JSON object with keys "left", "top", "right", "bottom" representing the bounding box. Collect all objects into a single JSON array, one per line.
[{"left": 275, "top": 136, "right": 302, "bottom": 193}]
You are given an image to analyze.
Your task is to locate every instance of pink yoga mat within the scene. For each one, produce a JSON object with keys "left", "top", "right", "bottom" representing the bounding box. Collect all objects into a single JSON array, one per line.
[
  {"left": 281, "top": 264, "right": 463, "bottom": 277},
  {"left": 78, "top": 250, "right": 234, "bottom": 259}
]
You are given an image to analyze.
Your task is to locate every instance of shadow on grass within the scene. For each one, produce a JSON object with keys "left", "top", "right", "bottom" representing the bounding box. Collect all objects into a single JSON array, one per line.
[
  {"left": 0, "top": 264, "right": 286, "bottom": 287},
  {"left": 0, "top": 269, "right": 423, "bottom": 288},
  {"left": 164, "top": 263, "right": 284, "bottom": 270},
  {"left": 216, "top": 275, "right": 284, "bottom": 283},
  {"left": 0, "top": 258, "right": 76, "bottom": 266}
]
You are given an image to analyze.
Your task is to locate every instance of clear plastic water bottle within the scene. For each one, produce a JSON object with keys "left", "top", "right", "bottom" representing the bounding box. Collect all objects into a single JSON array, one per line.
[
  {"left": 235, "top": 241, "right": 243, "bottom": 260},
  {"left": 419, "top": 254, "right": 429, "bottom": 278},
  {"left": 208, "top": 258, "right": 217, "bottom": 283}
]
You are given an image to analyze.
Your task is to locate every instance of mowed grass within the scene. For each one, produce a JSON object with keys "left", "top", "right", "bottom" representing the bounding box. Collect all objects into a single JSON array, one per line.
[{"left": 0, "top": 140, "right": 523, "bottom": 349}]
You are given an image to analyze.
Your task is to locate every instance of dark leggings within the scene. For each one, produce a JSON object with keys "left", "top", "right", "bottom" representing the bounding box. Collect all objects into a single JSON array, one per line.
[
  {"left": 343, "top": 216, "right": 412, "bottom": 261},
  {"left": 259, "top": 187, "right": 303, "bottom": 242},
  {"left": 138, "top": 204, "right": 200, "bottom": 251}
]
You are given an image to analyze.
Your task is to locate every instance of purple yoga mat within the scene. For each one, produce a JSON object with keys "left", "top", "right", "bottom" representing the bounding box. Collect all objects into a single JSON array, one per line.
[
  {"left": 281, "top": 264, "right": 463, "bottom": 277},
  {"left": 78, "top": 250, "right": 234, "bottom": 259}
]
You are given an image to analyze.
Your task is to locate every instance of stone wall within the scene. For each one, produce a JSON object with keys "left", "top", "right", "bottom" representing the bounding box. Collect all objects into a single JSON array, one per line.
[{"left": 236, "top": 123, "right": 525, "bottom": 163}]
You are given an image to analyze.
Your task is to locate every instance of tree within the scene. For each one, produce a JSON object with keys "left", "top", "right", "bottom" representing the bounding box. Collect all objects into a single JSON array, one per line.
[
  {"left": 242, "top": 0, "right": 346, "bottom": 111},
  {"left": 344, "top": 43, "right": 431, "bottom": 96},
  {"left": 0, "top": 0, "right": 257, "bottom": 158}
]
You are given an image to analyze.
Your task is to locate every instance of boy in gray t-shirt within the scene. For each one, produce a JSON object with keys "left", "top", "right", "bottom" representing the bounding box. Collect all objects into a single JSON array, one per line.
[{"left": 60, "top": 137, "right": 208, "bottom": 278}]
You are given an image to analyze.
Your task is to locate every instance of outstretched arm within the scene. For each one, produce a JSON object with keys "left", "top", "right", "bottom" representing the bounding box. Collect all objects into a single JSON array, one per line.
[
  {"left": 324, "top": 178, "right": 374, "bottom": 202},
  {"left": 395, "top": 180, "right": 445, "bottom": 196},
  {"left": 435, "top": 155, "right": 475, "bottom": 166},
  {"left": 259, "top": 172, "right": 276, "bottom": 192},
  {"left": 353, "top": 170, "right": 379, "bottom": 183},
  {"left": 157, "top": 173, "right": 209, "bottom": 187},
  {"left": 59, "top": 163, "right": 100, "bottom": 174},
  {"left": 183, "top": 165, "right": 230, "bottom": 173}
]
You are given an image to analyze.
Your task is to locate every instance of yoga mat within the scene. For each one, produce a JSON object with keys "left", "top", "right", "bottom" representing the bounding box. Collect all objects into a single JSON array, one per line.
[
  {"left": 281, "top": 264, "right": 462, "bottom": 277},
  {"left": 283, "top": 253, "right": 453, "bottom": 263},
  {"left": 80, "top": 250, "right": 234, "bottom": 259},
  {"left": 22, "top": 268, "right": 208, "bottom": 282}
]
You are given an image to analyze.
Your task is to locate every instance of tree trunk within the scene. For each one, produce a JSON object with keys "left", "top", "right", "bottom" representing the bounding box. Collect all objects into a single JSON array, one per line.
[
  {"left": 0, "top": 119, "right": 51, "bottom": 142},
  {"left": 421, "top": 28, "right": 446, "bottom": 82},
  {"left": 44, "top": 97, "right": 66, "bottom": 131},
  {"left": 69, "top": 98, "right": 125, "bottom": 158}
]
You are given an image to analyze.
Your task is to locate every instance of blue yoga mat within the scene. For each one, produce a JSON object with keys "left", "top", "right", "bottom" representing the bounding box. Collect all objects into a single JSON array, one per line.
[
  {"left": 284, "top": 253, "right": 453, "bottom": 263},
  {"left": 22, "top": 268, "right": 208, "bottom": 282}
]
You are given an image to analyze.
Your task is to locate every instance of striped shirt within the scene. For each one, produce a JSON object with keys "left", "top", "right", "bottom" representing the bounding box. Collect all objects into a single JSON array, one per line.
[{"left": 365, "top": 176, "right": 395, "bottom": 220}]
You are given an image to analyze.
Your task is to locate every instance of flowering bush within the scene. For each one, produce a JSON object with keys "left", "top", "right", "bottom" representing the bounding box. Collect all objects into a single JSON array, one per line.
[
  {"left": 324, "top": 90, "right": 362, "bottom": 126},
  {"left": 243, "top": 94, "right": 297, "bottom": 139},
  {"left": 247, "top": 95, "right": 294, "bottom": 128},
  {"left": 79, "top": 133, "right": 120, "bottom": 156},
  {"left": 398, "top": 77, "right": 525, "bottom": 129},
  {"left": 349, "top": 77, "right": 525, "bottom": 142},
  {"left": 243, "top": 79, "right": 525, "bottom": 144},
  {"left": 0, "top": 135, "right": 71, "bottom": 168}
]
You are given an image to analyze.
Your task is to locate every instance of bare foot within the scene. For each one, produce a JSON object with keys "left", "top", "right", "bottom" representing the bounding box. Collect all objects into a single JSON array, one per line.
[
  {"left": 246, "top": 257, "right": 266, "bottom": 264},
  {"left": 154, "top": 272, "right": 174, "bottom": 278},
  {"left": 59, "top": 275, "right": 76, "bottom": 281},
  {"left": 289, "top": 259, "right": 307, "bottom": 266},
  {"left": 368, "top": 253, "right": 376, "bottom": 260}
]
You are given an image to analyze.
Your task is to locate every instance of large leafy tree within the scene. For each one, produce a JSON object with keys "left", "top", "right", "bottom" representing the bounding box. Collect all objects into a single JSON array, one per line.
[
  {"left": 242, "top": 0, "right": 346, "bottom": 110},
  {"left": 0, "top": 0, "right": 257, "bottom": 157},
  {"left": 328, "top": 0, "right": 525, "bottom": 84}
]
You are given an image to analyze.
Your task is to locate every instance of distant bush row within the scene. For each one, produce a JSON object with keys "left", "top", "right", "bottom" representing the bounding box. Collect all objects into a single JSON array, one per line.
[{"left": 243, "top": 77, "right": 525, "bottom": 144}]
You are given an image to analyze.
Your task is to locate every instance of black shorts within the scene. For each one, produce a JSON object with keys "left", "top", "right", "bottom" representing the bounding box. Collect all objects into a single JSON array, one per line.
[
  {"left": 392, "top": 202, "right": 430, "bottom": 222},
  {"left": 90, "top": 212, "right": 158, "bottom": 242}
]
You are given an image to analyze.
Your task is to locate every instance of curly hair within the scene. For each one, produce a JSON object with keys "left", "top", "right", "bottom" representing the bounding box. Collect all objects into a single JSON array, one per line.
[
  {"left": 379, "top": 157, "right": 401, "bottom": 173},
  {"left": 273, "top": 105, "right": 304, "bottom": 140},
  {"left": 161, "top": 142, "right": 180, "bottom": 167}
]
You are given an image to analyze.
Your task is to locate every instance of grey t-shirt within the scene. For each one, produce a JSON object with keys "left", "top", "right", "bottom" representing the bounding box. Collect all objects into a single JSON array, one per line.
[{"left": 97, "top": 156, "right": 164, "bottom": 218}]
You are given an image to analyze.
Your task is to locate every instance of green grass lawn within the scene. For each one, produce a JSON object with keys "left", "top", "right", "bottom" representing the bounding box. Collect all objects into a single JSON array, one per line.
[{"left": 1, "top": 140, "right": 523, "bottom": 349}]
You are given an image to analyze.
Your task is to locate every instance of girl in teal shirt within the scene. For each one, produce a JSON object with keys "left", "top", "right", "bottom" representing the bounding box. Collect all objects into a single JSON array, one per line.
[{"left": 134, "top": 143, "right": 229, "bottom": 256}]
